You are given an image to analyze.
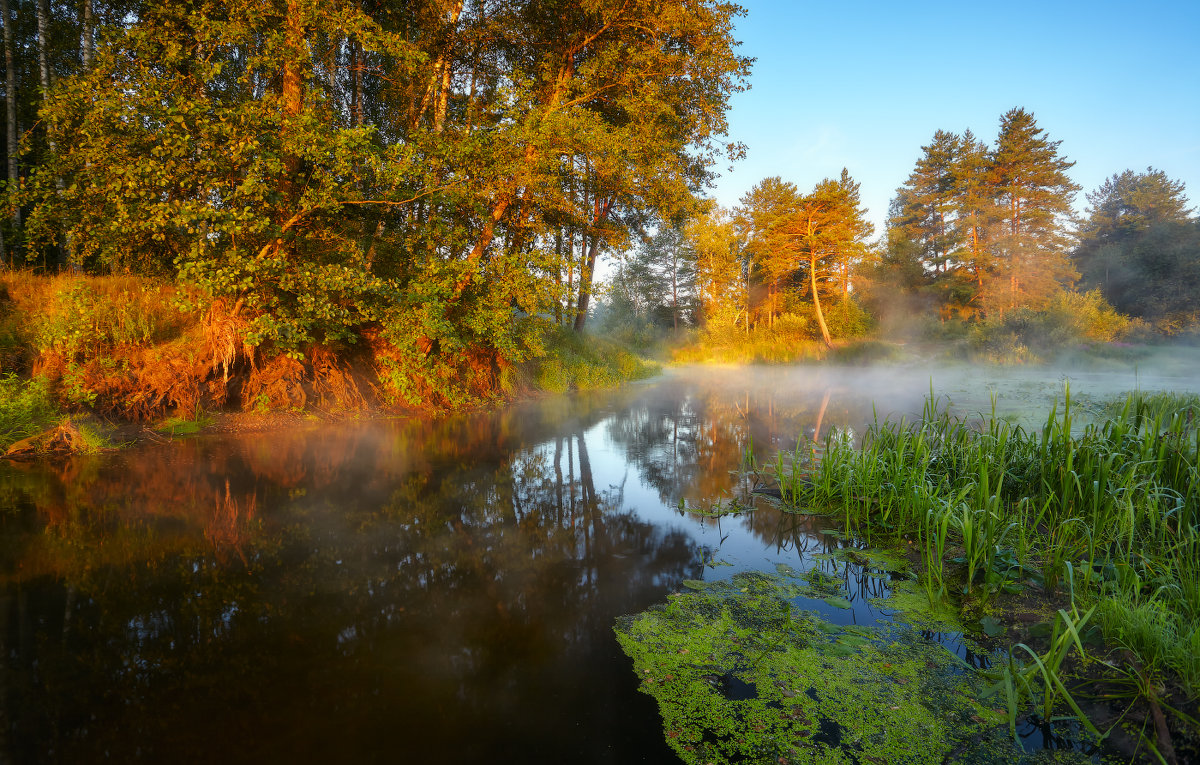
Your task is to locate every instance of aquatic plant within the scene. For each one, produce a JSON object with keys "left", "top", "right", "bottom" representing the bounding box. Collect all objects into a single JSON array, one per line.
[
  {"left": 777, "top": 387, "right": 1200, "bottom": 746},
  {"left": 986, "top": 605, "right": 1099, "bottom": 742},
  {"left": 614, "top": 570, "right": 1052, "bottom": 765}
]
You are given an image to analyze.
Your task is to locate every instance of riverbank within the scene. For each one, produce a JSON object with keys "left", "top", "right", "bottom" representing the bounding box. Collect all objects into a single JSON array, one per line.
[{"left": 0, "top": 273, "right": 659, "bottom": 454}]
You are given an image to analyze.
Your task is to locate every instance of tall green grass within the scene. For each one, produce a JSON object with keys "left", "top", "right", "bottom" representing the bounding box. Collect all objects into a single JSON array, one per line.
[
  {"left": 778, "top": 387, "right": 1200, "bottom": 722},
  {"left": 0, "top": 373, "right": 61, "bottom": 451}
]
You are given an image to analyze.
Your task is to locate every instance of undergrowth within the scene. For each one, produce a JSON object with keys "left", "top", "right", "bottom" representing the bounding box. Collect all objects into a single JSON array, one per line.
[
  {"left": 0, "top": 374, "right": 61, "bottom": 451},
  {"left": 527, "top": 325, "right": 659, "bottom": 394}
]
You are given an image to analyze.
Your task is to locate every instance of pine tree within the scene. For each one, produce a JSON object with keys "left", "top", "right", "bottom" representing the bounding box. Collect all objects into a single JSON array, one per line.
[
  {"left": 984, "top": 108, "right": 1079, "bottom": 314},
  {"left": 736, "top": 176, "right": 802, "bottom": 328},
  {"left": 891, "top": 130, "right": 961, "bottom": 275},
  {"left": 818, "top": 169, "right": 873, "bottom": 302}
]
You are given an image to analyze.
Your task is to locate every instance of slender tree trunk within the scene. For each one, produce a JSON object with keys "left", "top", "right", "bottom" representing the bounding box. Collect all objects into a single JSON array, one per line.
[
  {"left": 573, "top": 197, "right": 612, "bottom": 332},
  {"left": 37, "top": 0, "right": 70, "bottom": 268},
  {"left": 810, "top": 252, "right": 832, "bottom": 347},
  {"left": 2, "top": 0, "right": 17, "bottom": 232},
  {"left": 280, "top": 0, "right": 305, "bottom": 202},
  {"left": 351, "top": 39, "right": 364, "bottom": 127},
  {"left": 671, "top": 244, "right": 678, "bottom": 331},
  {"left": 36, "top": 0, "right": 51, "bottom": 96},
  {"left": 325, "top": 36, "right": 339, "bottom": 125},
  {"left": 565, "top": 230, "right": 575, "bottom": 322},
  {"left": 553, "top": 230, "right": 563, "bottom": 324},
  {"left": 81, "top": 0, "right": 94, "bottom": 69}
]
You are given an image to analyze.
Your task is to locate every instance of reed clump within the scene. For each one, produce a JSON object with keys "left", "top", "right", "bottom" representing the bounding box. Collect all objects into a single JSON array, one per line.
[{"left": 777, "top": 388, "right": 1200, "bottom": 751}]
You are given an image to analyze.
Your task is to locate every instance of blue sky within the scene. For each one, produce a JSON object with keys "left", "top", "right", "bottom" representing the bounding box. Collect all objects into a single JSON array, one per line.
[{"left": 708, "top": 0, "right": 1200, "bottom": 238}]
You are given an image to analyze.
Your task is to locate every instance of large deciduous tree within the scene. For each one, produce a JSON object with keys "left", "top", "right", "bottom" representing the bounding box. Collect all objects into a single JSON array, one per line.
[{"left": 18, "top": 0, "right": 751, "bottom": 397}]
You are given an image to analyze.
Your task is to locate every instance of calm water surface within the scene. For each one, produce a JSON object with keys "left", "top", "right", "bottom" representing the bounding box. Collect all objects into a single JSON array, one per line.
[{"left": 0, "top": 364, "right": 1167, "bottom": 763}]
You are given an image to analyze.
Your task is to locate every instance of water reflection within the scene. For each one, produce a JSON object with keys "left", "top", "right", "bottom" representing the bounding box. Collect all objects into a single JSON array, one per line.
[{"left": 0, "top": 368, "right": 959, "bottom": 763}]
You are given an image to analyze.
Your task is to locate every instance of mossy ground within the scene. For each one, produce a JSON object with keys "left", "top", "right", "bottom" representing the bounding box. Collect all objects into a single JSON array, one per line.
[{"left": 616, "top": 567, "right": 1106, "bottom": 764}]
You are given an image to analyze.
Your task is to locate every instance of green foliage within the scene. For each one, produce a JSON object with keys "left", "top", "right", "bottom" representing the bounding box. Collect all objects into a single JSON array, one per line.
[
  {"left": 15, "top": 0, "right": 753, "bottom": 389},
  {"left": 527, "top": 325, "right": 659, "bottom": 395},
  {"left": 887, "top": 112, "right": 1081, "bottom": 322},
  {"left": 967, "top": 291, "right": 1132, "bottom": 363},
  {"left": 817, "top": 298, "right": 873, "bottom": 338},
  {"left": 0, "top": 373, "right": 59, "bottom": 450}
]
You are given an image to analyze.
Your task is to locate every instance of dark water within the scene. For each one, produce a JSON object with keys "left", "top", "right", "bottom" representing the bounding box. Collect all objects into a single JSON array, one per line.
[{"left": 0, "top": 366, "right": 1059, "bottom": 764}]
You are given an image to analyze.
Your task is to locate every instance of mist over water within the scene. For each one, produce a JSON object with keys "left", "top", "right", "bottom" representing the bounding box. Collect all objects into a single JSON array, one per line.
[{"left": 2, "top": 356, "right": 1198, "bottom": 763}]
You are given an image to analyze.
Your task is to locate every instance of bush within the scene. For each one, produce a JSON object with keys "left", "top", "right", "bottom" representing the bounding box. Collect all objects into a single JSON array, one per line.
[
  {"left": 1045, "top": 289, "right": 1130, "bottom": 342},
  {"left": 968, "top": 291, "right": 1137, "bottom": 363},
  {"left": 821, "top": 299, "right": 874, "bottom": 338}
]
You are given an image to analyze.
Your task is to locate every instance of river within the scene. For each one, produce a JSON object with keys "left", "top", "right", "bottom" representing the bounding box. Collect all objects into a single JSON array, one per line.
[{"left": 0, "top": 361, "right": 1191, "bottom": 763}]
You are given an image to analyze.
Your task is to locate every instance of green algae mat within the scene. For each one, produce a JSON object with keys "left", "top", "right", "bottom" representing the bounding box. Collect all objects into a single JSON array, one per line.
[{"left": 615, "top": 568, "right": 1096, "bottom": 765}]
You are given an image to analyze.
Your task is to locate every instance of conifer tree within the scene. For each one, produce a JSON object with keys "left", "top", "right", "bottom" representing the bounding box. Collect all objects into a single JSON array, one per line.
[
  {"left": 1075, "top": 169, "right": 1197, "bottom": 319},
  {"left": 891, "top": 130, "right": 961, "bottom": 275},
  {"left": 984, "top": 107, "right": 1079, "bottom": 314}
]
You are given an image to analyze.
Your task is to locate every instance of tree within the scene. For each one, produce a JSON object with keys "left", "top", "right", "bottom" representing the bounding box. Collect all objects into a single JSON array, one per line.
[
  {"left": 1078, "top": 168, "right": 1191, "bottom": 247},
  {"left": 821, "top": 168, "right": 873, "bottom": 302},
  {"left": 736, "top": 177, "right": 802, "bottom": 328},
  {"left": 685, "top": 204, "right": 744, "bottom": 332},
  {"left": 983, "top": 108, "right": 1079, "bottom": 314},
  {"left": 779, "top": 173, "right": 872, "bottom": 347},
  {"left": 18, "top": 0, "right": 752, "bottom": 400},
  {"left": 890, "top": 130, "right": 961, "bottom": 275},
  {"left": 2, "top": 0, "right": 17, "bottom": 259},
  {"left": 1075, "top": 170, "right": 1197, "bottom": 320}
]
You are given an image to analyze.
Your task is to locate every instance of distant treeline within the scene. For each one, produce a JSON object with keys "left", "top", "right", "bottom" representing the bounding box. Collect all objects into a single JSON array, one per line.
[
  {"left": 0, "top": 0, "right": 750, "bottom": 393},
  {"left": 606, "top": 111, "right": 1199, "bottom": 349}
]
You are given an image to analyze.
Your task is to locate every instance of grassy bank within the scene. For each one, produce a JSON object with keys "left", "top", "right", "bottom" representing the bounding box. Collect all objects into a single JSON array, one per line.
[
  {"left": 772, "top": 390, "right": 1199, "bottom": 759},
  {"left": 0, "top": 273, "right": 659, "bottom": 446}
]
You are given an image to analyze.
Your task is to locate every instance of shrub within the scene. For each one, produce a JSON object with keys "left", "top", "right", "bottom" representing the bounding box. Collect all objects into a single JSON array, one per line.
[{"left": 527, "top": 324, "right": 659, "bottom": 394}]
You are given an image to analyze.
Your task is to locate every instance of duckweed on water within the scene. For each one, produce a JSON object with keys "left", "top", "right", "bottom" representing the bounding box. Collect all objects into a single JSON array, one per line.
[{"left": 615, "top": 570, "right": 1099, "bottom": 764}]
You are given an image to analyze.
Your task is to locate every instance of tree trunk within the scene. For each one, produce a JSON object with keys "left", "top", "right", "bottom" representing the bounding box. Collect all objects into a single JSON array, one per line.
[
  {"left": 325, "top": 36, "right": 339, "bottom": 125},
  {"left": 280, "top": 0, "right": 305, "bottom": 202},
  {"left": 572, "top": 234, "right": 600, "bottom": 332},
  {"left": 351, "top": 39, "right": 363, "bottom": 127},
  {"left": 810, "top": 252, "right": 832, "bottom": 347},
  {"left": 36, "top": 0, "right": 51, "bottom": 97},
  {"left": 37, "top": 0, "right": 70, "bottom": 269},
  {"left": 671, "top": 243, "right": 678, "bottom": 331},
  {"left": 81, "top": 0, "right": 94, "bottom": 70},
  {"left": 433, "top": 58, "right": 451, "bottom": 133},
  {"left": 2, "top": 0, "right": 18, "bottom": 231},
  {"left": 573, "top": 197, "right": 612, "bottom": 332}
]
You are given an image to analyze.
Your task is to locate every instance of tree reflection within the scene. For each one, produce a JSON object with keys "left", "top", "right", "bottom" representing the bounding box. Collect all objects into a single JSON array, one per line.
[
  {"left": 0, "top": 402, "right": 700, "bottom": 764},
  {"left": 0, "top": 372, "right": 903, "bottom": 763}
]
